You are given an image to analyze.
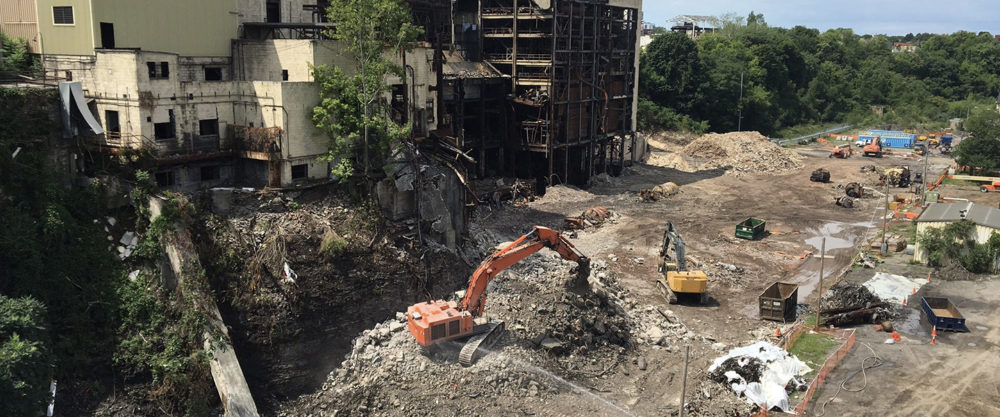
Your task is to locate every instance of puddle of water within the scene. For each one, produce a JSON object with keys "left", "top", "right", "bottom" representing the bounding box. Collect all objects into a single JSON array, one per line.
[
  {"left": 894, "top": 308, "right": 929, "bottom": 338},
  {"left": 803, "top": 221, "right": 856, "bottom": 251}
]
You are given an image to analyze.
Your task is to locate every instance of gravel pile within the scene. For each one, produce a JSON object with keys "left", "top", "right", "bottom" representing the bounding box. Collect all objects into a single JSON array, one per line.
[{"left": 682, "top": 131, "right": 803, "bottom": 175}]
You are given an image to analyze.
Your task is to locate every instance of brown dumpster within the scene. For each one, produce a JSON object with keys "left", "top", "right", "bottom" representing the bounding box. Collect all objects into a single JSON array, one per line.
[{"left": 759, "top": 282, "right": 798, "bottom": 322}]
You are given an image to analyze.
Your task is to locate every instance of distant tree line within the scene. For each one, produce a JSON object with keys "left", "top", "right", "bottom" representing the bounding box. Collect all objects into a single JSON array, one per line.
[{"left": 638, "top": 13, "right": 1000, "bottom": 136}]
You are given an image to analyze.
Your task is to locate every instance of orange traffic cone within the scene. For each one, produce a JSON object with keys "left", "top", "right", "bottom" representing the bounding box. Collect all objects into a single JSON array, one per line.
[
  {"left": 902, "top": 297, "right": 907, "bottom": 306},
  {"left": 775, "top": 328, "right": 782, "bottom": 337},
  {"left": 891, "top": 331, "right": 901, "bottom": 342},
  {"left": 912, "top": 287, "right": 917, "bottom": 295},
  {"left": 932, "top": 326, "right": 937, "bottom": 337},
  {"left": 927, "top": 272, "right": 932, "bottom": 282},
  {"left": 930, "top": 336, "right": 936, "bottom": 345}
]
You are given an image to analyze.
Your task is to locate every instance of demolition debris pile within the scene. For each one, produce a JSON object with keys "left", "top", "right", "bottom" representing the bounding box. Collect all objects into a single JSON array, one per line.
[
  {"left": 682, "top": 132, "right": 803, "bottom": 175},
  {"left": 282, "top": 239, "right": 696, "bottom": 416}
]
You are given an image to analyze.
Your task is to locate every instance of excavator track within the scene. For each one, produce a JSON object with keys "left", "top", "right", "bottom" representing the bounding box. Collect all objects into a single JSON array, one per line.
[{"left": 459, "top": 322, "right": 505, "bottom": 367}]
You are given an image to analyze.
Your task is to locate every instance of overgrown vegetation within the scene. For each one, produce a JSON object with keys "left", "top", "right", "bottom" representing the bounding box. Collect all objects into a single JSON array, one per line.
[
  {"left": 918, "top": 221, "right": 1000, "bottom": 273},
  {"left": 1, "top": 88, "right": 123, "bottom": 411},
  {"left": 1, "top": 88, "right": 217, "bottom": 415},
  {"left": 0, "top": 34, "right": 39, "bottom": 77},
  {"left": 0, "top": 296, "right": 52, "bottom": 416},
  {"left": 312, "top": 0, "right": 423, "bottom": 182},
  {"left": 640, "top": 14, "right": 1000, "bottom": 135}
]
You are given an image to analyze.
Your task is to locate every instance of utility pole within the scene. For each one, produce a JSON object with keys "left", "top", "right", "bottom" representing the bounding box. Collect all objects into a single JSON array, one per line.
[
  {"left": 882, "top": 181, "right": 889, "bottom": 255},
  {"left": 737, "top": 71, "right": 744, "bottom": 132},
  {"left": 680, "top": 345, "right": 690, "bottom": 417},
  {"left": 922, "top": 150, "right": 929, "bottom": 204},
  {"left": 816, "top": 237, "right": 826, "bottom": 327}
]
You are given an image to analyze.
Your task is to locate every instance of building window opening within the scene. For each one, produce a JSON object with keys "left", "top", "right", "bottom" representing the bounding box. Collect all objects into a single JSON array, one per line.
[
  {"left": 155, "top": 171, "right": 176, "bottom": 187},
  {"left": 266, "top": 0, "right": 281, "bottom": 23},
  {"left": 291, "top": 164, "right": 308, "bottom": 180},
  {"left": 204, "top": 67, "right": 223, "bottom": 81},
  {"left": 64, "top": 71, "right": 72, "bottom": 81},
  {"left": 53, "top": 6, "right": 74, "bottom": 25},
  {"left": 199, "top": 119, "right": 219, "bottom": 136},
  {"left": 148, "top": 62, "right": 170, "bottom": 79},
  {"left": 105, "top": 110, "right": 120, "bottom": 137},
  {"left": 281, "top": 69, "right": 289, "bottom": 81},
  {"left": 200, "top": 166, "right": 220, "bottom": 181},
  {"left": 154, "top": 110, "right": 175, "bottom": 140}
]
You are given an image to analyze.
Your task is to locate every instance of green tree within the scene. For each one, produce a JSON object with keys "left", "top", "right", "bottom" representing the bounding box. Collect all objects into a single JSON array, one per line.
[
  {"left": 312, "top": 0, "right": 423, "bottom": 182},
  {"left": 806, "top": 61, "right": 852, "bottom": 121},
  {"left": 0, "top": 296, "right": 52, "bottom": 416},
  {"left": 0, "top": 34, "right": 37, "bottom": 76},
  {"left": 954, "top": 107, "right": 1000, "bottom": 171},
  {"left": 640, "top": 32, "right": 705, "bottom": 115}
]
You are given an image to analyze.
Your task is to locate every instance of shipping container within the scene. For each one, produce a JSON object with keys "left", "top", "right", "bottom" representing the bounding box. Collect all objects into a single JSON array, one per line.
[{"left": 881, "top": 137, "right": 914, "bottom": 148}]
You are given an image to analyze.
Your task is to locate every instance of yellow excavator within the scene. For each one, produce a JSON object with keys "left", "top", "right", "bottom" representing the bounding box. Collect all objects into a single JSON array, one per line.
[{"left": 657, "top": 222, "right": 708, "bottom": 304}]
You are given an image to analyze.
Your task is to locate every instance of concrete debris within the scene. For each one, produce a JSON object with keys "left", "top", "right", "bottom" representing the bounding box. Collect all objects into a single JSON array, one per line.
[
  {"left": 639, "top": 182, "right": 679, "bottom": 201},
  {"left": 810, "top": 168, "right": 831, "bottom": 183},
  {"left": 835, "top": 196, "right": 855, "bottom": 208},
  {"left": 565, "top": 206, "right": 616, "bottom": 229},
  {"left": 681, "top": 132, "right": 803, "bottom": 175},
  {"left": 845, "top": 182, "right": 864, "bottom": 198}
]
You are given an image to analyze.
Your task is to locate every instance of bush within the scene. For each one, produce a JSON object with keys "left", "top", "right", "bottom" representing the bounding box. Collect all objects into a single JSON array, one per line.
[
  {"left": 637, "top": 99, "right": 708, "bottom": 133},
  {"left": 0, "top": 296, "right": 52, "bottom": 416}
]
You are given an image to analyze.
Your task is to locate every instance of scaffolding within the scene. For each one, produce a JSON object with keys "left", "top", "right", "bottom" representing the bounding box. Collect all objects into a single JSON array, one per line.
[{"left": 478, "top": 0, "right": 638, "bottom": 185}]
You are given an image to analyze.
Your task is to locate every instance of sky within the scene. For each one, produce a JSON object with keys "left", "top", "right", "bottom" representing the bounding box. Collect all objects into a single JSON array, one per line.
[{"left": 643, "top": 0, "right": 1000, "bottom": 36}]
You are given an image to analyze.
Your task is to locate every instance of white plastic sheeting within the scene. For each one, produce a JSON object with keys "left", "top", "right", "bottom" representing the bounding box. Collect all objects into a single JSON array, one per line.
[
  {"left": 863, "top": 272, "right": 926, "bottom": 304},
  {"left": 709, "top": 341, "right": 812, "bottom": 412}
]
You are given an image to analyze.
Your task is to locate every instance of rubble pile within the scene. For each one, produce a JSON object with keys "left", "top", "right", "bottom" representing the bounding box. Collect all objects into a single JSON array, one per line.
[
  {"left": 281, "top": 250, "right": 695, "bottom": 416},
  {"left": 682, "top": 132, "right": 803, "bottom": 175},
  {"left": 638, "top": 182, "right": 680, "bottom": 201},
  {"left": 820, "top": 282, "right": 901, "bottom": 327},
  {"left": 565, "top": 206, "right": 618, "bottom": 230}
]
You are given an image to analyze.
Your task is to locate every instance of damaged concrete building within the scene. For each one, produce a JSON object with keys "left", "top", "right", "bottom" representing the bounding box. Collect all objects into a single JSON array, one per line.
[{"left": 30, "top": 0, "right": 642, "bottom": 190}]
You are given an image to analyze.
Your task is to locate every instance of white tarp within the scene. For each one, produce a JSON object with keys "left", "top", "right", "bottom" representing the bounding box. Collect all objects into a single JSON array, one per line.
[
  {"left": 709, "top": 341, "right": 812, "bottom": 412},
  {"left": 863, "top": 272, "right": 926, "bottom": 304}
]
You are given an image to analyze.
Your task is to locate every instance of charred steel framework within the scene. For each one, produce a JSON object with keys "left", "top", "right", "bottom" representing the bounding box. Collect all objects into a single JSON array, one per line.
[{"left": 479, "top": 0, "right": 638, "bottom": 185}]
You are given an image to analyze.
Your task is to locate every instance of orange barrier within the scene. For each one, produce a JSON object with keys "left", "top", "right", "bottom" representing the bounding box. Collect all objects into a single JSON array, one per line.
[{"left": 792, "top": 328, "right": 858, "bottom": 415}]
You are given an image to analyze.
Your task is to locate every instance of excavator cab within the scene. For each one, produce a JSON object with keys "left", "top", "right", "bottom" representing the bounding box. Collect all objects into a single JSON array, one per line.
[{"left": 657, "top": 222, "right": 709, "bottom": 304}]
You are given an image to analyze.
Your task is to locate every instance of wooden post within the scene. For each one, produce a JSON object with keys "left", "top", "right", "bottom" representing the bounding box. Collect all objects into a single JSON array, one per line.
[
  {"left": 680, "top": 345, "right": 690, "bottom": 417},
  {"left": 816, "top": 237, "right": 826, "bottom": 327}
]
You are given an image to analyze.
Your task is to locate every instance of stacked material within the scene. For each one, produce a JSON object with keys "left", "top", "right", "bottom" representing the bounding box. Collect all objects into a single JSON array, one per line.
[{"left": 682, "top": 132, "right": 803, "bottom": 175}]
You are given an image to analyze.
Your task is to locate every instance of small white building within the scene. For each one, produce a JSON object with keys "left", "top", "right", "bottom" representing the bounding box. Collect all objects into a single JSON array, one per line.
[{"left": 913, "top": 201, "right": 1000, "bottom": 264}]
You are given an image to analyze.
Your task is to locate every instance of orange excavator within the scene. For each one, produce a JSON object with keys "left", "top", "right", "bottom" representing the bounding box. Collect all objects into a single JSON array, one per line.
[
  {"left": 863, "top": 136, "right": 883, "bottom": 158},
  {"left": 407, "top": 226, "right": 588, "bottom": 365}
]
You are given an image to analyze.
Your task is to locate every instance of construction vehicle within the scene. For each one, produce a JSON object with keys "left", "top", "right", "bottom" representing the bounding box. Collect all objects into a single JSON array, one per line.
[
  {"left": 862, "top": 136, "right": 883, "bottom": 157},
  {"left": 913, "top": 143, "right": 927, "bottom": 155},
  {"left": 657, "top": 222, "right": 708, "bottom": 304},
  {"left": 981, "top": 180, "right": 1000, "bottom": 192},
  {"left": 881, "top": 166, "right": 911, "bottom": 187},
  {"left": 406, "top": 226, "right": 588, "bottom": 366},
  {"left": 829, "top": 144, "right": 853, "bottom": 158}
]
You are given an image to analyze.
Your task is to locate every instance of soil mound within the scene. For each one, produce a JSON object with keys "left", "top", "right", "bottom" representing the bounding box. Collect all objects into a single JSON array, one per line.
[{"left": 682, "top": 131, "right": 803, "bottom": 175}]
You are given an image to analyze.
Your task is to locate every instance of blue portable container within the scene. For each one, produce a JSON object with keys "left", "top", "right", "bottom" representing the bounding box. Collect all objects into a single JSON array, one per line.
[{"left": 940, "top": 135, "right": 953, "bottom": 146}]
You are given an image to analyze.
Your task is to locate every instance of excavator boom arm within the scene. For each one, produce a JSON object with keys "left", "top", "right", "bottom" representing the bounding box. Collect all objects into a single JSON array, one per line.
[{"left": 460, "top": 226, "right": 588, "bottom": 316}]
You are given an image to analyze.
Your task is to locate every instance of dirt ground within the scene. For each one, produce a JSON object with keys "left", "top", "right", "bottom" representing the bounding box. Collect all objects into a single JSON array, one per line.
[{"left": 276, "top": 133, "right": 991, "bottom": 417}]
